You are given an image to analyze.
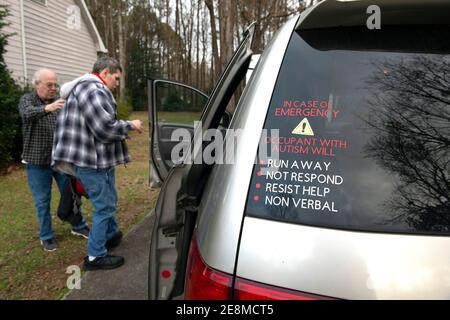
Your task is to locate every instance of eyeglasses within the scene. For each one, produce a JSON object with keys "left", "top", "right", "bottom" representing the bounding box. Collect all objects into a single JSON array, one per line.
[{"left": 42, "top": 82, "right": 60, "bottom": 89}]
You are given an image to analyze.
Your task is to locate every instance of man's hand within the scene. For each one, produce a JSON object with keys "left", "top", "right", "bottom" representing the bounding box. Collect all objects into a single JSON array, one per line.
[
  {"left": 45, "top": 99, "right": 65, "bottom": 113},
  {"left": 130, "top": 120, "right": 143, "bottom": 134}
]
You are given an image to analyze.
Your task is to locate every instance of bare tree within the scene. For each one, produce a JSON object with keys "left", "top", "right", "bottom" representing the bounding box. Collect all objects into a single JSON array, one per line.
[
  {"left": 86, "top": 0, "right": 307, "bottom": 107},
  {"left": 117, "top": 0, "right": 128, "bottom": 99},
  {"left": 364, "top": 56, "right": 450, "bottom": 231},
  {"left": 219, "top": 0, "right": 237, "bottom": 70},
  {"left": 204, "top": 0, "right": 220, "bottom": 79}
]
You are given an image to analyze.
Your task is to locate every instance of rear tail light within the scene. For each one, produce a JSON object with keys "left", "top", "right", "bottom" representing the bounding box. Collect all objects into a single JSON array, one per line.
[
  {"left": 184, "top": 235, "right": 334, "bottom": 300},
  {"left": 184, "top": 235, "right": 233, "bottom": 300},
  {"left": 234, "top": 278, "right": 333, "bottom": 300}
]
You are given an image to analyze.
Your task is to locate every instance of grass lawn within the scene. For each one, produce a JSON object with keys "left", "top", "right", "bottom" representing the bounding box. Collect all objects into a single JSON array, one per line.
[{"left": 0, "top": 112, "right": 159, "bottom": 300}]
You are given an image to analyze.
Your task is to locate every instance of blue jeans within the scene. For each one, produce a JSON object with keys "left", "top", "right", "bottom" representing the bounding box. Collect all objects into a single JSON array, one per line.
[
  {"left": 26, "top": 164, "right": 87, "bottom": 241},
  {"left": 75, "top": 166, "right": 118, "bottom": 257}
]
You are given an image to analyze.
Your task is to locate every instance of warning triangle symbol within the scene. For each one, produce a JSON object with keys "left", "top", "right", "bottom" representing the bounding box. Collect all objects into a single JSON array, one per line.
[{"left": 292, "top": 118, "right": 314, "bottom": 136}]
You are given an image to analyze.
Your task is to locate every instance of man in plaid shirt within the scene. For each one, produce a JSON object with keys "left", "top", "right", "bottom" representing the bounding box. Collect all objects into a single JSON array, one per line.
[
  {"left": 53, "top": 57, "right": 143, "bottom": 270},
  {"left": 19, "top": 69, "right": 90, "bottom": 252}
]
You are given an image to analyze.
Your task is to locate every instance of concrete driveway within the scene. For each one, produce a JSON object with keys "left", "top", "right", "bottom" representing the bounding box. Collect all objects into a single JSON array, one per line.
[{"left": 65, "top": 212, "right": 155, "bottom": 300}]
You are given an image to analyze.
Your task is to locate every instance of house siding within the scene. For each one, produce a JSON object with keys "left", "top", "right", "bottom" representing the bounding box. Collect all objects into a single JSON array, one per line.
[
  {"left": 2, "top": 0, "right": 99, "bottom": 86},
  {"left": 1, "top": 0, "right": 25, "bottom": 84}
]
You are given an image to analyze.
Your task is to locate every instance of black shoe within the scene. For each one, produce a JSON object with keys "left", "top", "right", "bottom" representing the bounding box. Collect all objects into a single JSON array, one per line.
[
  {"left": 83, "top": 255, "right": 125, "bottom": 271},
  {"left": 71, "top": 226, "right": 90, "bottom": 239},
  {"left": 106, "top": 231, "right": 123, "bottom": 250},
  {"left": 41, "top": 238, "right": 59, "bottom": 252}
]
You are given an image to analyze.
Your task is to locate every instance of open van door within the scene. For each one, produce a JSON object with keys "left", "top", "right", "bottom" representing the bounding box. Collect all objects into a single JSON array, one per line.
[
  {"left": 148, "top": 80, "right": 208, "bottom": 188},
  {"left": 149, "top": 24, "right": 256, "bottom": 300}
]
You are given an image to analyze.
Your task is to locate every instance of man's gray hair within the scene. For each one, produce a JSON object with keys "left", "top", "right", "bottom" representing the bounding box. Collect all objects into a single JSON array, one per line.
[
  {"left": 92, "top": 57, "right": 122, "bottom": 74},
  {"left": 32, "top": 69, "right": 57, "bottom": 86}
]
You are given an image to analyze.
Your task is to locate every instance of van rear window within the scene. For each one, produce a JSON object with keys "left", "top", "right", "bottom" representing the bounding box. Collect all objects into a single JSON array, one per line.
[{"left": 245, "top": 26, "right": 450, "bottom": 235}]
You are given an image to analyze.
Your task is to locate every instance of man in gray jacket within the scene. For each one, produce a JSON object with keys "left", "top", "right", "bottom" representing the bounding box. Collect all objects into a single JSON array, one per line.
[{"left": 53, "top": 57, "right": 142, "bottom": 270}]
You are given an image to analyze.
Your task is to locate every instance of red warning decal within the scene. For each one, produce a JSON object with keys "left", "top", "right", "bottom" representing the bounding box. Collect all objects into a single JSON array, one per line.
[{"left": 275, "top": 100, "right": 340, "bottom": 120}]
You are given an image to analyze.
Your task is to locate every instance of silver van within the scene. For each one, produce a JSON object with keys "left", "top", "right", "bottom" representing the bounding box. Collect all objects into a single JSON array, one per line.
[{"left": 148, "top": 0, "right": 450, "bottom": 300}]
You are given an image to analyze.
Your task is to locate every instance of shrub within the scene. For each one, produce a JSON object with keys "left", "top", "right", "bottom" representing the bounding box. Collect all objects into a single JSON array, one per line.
[
  {"left": 116, "top": 95, "right": 133, "bottom": 120},
  {"left": 0, "top": 6, "right": 23, "bottom": 170},
  {"left": 163, "top": 93, "right": 183, "bottom": 112}
]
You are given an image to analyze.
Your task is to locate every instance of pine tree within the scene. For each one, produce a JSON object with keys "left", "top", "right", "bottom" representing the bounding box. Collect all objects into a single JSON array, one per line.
[{"left": 0, "top": 5, "right": 23, "bottom": 169}]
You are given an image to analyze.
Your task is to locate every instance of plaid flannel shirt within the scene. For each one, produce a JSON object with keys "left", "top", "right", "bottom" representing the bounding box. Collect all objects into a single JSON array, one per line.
[
  {"left": 18, "top": 91, "right": 58, "bottom": 166},
  {"left": 52, "top": 79, "right": 133, "bottom": 169}
]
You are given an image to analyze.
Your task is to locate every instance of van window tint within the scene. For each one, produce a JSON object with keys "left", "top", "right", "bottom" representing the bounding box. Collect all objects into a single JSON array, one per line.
[{"left": 245, "top": 26, "right": 450, "bottom": 235}]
